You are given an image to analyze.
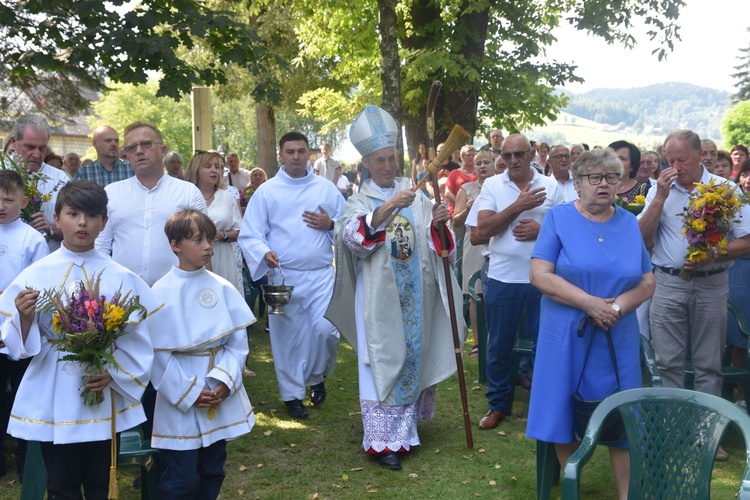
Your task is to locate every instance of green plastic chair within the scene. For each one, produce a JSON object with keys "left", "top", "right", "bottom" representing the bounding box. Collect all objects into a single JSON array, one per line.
[
  {"left": 562, "top": 387, "right": 750, "bottom": 499},
  {"left": 118, "top": 427, "right": 162, "bottom": 500}
]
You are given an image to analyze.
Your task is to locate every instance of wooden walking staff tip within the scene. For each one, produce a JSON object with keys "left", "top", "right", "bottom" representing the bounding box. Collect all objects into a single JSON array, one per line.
[
  {"left": 384, "top": 123, "right": 471, "bottom": 228},
  {"left": 423, "top": 81, "right": 473, "bottom": 449}
]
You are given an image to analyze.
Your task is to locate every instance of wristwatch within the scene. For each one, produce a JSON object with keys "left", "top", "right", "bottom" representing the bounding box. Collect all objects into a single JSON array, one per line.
[
  {"left": 222, "top": 231, "right": 228, "bottom": 242},
  {"left": 610, "top": 302, "right": 622, "bottom": 317}
]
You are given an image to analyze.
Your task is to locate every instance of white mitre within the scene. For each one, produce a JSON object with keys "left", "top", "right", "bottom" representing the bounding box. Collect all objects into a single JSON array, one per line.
[{"left": 349, "top": 105, "right": 398, "bottom": 157}]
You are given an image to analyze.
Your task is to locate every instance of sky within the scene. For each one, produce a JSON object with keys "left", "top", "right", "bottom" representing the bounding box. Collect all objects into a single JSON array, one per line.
[{"left": 545, "top": 1, "right": 748, "bottom": 94}]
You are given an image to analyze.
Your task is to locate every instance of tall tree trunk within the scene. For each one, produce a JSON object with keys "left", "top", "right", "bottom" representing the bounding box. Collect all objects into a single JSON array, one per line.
[
  {"left": 256, "top": 103, "right": 278, "bottom": 176},
  {"left": 377, "top": 0, "right": 404, "bottom": 175},
  {"left": 402, "top": 0, "right": 442, "bottom": 158},
  {"left": 437, "top": 5, "right": 489, "bottom": 140}
]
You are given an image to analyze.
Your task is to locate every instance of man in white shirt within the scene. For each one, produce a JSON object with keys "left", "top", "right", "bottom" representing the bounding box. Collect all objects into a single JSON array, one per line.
[
  {"left": 62, "top": 152, "right": 81, "bottom": 179},
  {"left": 314, "top": 143, "right": 339, "bottom": 183},
  {"left": 224, "top": 152, "right": 251, "bottom": 192},
  {"left": 474, "top": 133, "right": 565, "bottom": 430},
  {"left": 8, "top": 115, "right": 69, "bottom": 251},
  {"left": 240, "top": 132, "right": 344, "bottom": 419},
  {"left": 639, "top": 129, "right": 750, "bottom": 399},
  {"left": 96, "top": 121, "right": 207, "bottom": 286},
  {"left": 548, "top": 144, "right": 578, "bottom": 202}
]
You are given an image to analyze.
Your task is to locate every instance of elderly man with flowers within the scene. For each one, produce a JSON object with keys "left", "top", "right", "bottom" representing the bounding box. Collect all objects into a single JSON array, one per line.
[{"left": 638, "top": 130, "right": 750, "bottom": 438}]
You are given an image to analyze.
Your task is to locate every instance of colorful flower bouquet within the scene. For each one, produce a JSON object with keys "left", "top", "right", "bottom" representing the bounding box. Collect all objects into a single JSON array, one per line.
[
  {"left": 680, "top": 179, "right": 748, "bottom": 281},
  {"left": 241, "top": 185, "right": 255, "bottom": 209},
  {"left": 39, "top": 271, "right": 146, "bottom": 406},
  {"left": 0, "top": 152, "right": 58, "bottom": 227},
  {"left": 615, "top": 194, "right": 646, "bottom": 215}
]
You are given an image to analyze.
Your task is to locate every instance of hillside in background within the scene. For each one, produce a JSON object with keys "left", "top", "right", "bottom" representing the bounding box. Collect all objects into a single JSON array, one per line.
[{"left": 527, "top": 83, "right": 731, "bottom": 148}]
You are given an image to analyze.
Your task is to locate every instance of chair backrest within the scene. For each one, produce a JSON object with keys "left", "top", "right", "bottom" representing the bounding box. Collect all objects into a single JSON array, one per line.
[{"left": 565, "top": 387, "right": 750, "bottom": 499}]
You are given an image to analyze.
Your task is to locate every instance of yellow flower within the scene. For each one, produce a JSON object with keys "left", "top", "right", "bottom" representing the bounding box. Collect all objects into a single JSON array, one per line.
[
  {"left": 102, "top": 302, "right": 126, "bottom": 331},
  {"left": 688, "top": 250, "right": 707, "bottom": 263},
  {"left": 634, "top": 195, "right": 646, "bottom": 205},
  {"left": 51, "top": 313, "right": 62, "bottom": 334},
  {"left": 692, "top": 219, "right": 707, "bottom": 232}
]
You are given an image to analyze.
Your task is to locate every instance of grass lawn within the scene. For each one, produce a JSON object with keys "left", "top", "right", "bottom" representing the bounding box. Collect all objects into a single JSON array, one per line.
[{"left": 1, "top": 318, "right": 747, "bottom": 499}]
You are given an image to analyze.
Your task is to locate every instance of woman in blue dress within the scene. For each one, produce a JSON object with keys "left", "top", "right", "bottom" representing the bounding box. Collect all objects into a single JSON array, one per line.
[{"left": 527, "top": 148, "right": 654, "bottom": 500}]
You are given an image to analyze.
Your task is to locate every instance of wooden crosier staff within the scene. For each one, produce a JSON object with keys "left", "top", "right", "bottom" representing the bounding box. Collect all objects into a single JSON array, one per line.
[
  {"left": 383, "top": 123, "right": 470, "bottom": 228},
  {"left": 425, "top": 81, "right": 473, "bottom": 449}
]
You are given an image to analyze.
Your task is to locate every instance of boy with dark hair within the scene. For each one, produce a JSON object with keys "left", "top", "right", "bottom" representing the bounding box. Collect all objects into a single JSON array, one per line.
[
  {"left": 150, "top": 209, "right": 255, "bottom": 499},
  {"left": 0, "top": 180, "right": 160, "bottom": 498},
  {"left": 0, "top": 169, "right": 48, "bottom": 479}
]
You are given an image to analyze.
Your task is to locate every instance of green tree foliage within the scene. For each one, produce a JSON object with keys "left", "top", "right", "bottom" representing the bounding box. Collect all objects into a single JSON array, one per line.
[
  {"left": 564, "top": 83, "right": 730, "bottom": 139},
  {"left": 87, "top": 80, "right": 193, "bottom": 159},
  {"left": 0, "top": 0, "right": 275, "bottom": 124},
  {"left": 286, "top": 0, "right": 685, "bottom": 145},
  {"left": 732, "top": 28, "right": 750, "bottom": 104},
  {"left": 721, "top": 100, "right": 750, "bottom": 147}
]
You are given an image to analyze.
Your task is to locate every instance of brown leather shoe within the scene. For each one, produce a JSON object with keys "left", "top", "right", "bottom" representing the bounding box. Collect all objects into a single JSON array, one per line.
[
  {"left": 478, "top": 409, "right": 505, "bottom": 430},
  {"left": 517, "top": 377, "right": 532, "bottom": 390}
]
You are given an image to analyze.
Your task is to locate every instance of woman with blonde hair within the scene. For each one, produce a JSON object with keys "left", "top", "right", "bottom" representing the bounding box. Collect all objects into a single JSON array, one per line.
[{"left": 185, "top": 151, "right": 242, "bottom": 292}]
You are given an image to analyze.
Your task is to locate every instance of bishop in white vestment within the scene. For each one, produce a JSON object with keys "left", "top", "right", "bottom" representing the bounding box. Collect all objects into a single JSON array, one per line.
[{"left": 327, "top": 106, "right": 464, "bottom": 471}]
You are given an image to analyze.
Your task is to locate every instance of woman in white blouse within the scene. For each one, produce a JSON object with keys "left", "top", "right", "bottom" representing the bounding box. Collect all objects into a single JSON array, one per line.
[{"left": 185, "top": 151, "right": 243, "bottom": 292}]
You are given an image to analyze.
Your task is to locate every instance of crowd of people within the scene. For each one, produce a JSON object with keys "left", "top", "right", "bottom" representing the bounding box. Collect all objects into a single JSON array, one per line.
[{"left": 1, "top": 109, "right": 750, "bottom": 499}]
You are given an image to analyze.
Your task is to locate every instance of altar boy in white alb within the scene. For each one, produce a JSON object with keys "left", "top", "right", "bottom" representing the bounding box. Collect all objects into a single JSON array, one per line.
[
  {"left": 150, "top": 209, "right": 255, "bottom": 499},
  {"left": 0, "top": 181, "right": 159, "bottom": 498},
  {"left": 239, "top": 132, "right": 345, "bottom": 419}
]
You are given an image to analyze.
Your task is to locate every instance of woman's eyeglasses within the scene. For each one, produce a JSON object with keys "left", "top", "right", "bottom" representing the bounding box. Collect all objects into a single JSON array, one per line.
[{"left": 578, "top": 173, "right": 621, "bottom": 185}]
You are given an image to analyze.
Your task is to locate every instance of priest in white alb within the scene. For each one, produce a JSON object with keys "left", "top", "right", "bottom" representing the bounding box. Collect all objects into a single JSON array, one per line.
[
  {"left": 239, "top": 132, "right": 345, "bottom": 419},
  {"left": 326, "top": 105, "right": 465, "bottom": 471}
]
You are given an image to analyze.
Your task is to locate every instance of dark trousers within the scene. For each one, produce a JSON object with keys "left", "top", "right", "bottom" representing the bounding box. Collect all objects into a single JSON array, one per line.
[
  {"left": 484, "top": 279, "right": 541, "bottom": 412},
  {"left": 158, "top": 440, "right": 227, "bottom": 500},
  {"left": 140, "top": 383, "right": 157, "bottom": 440},
  {"left": 40, "top": 439, "right": 113, "bottom": 500},
  {"left": 0, "top": 355, "right": 31, "bottom": 477}
]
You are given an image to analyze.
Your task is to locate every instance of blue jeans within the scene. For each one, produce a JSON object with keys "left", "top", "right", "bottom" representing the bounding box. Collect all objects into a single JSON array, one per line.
[
  {"left": 159, "top": 440, "right": 227, "bottom": 500},
  {"left": 484, "top": 279, "right": 541, "bottom": 412}
]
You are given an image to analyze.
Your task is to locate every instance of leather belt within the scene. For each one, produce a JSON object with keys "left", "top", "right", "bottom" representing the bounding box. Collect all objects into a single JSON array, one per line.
[{"left": 655, "top": 265, "right": 726, "bottom": 278}]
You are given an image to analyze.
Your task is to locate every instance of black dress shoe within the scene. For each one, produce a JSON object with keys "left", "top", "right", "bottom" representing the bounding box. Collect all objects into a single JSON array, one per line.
[
  {"left": 378, "top": 452, "right": 402, "bottom": 471},
  {"left": 285, "top": 399, "right": 309, "bottom": 419},
  {"left": 310, "top": 382, "right": 327, "bottom": 405}
]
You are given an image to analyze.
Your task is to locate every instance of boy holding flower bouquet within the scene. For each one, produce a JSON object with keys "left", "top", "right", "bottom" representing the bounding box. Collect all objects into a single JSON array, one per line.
[
  {"left": 0, "top": 169, "right": 48, "bottom": 479},
  {"left": 149, "top": 209, "right": 255, "bottom": 499},
  {"left": 0, "top": 180, "right": 161, "bottom": 498}
]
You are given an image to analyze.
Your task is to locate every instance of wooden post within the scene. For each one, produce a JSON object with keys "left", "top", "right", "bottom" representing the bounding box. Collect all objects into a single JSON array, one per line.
[{"left": 192, "top": 87, "right": 212, "bottom": 152}]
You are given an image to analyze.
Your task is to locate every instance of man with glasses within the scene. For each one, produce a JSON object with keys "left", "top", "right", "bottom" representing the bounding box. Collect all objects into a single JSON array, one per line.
[
  {"left": 700, "top": 139, "right": 718, "bottom": 174},
  {"left": 474, "top": 134, "right": 564, "bottom": 429},
  {"left": 7, "top": 115, "right": 70, "bottom": 251},
  {"left": 548, "top": 144, "right": 578, "bottom": 202},
  {"left": 96, "top": 121, "right": 206, "bottom": 287},
  {"left": 75, "top": 125, "right": 133, "bottom": 187}
]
